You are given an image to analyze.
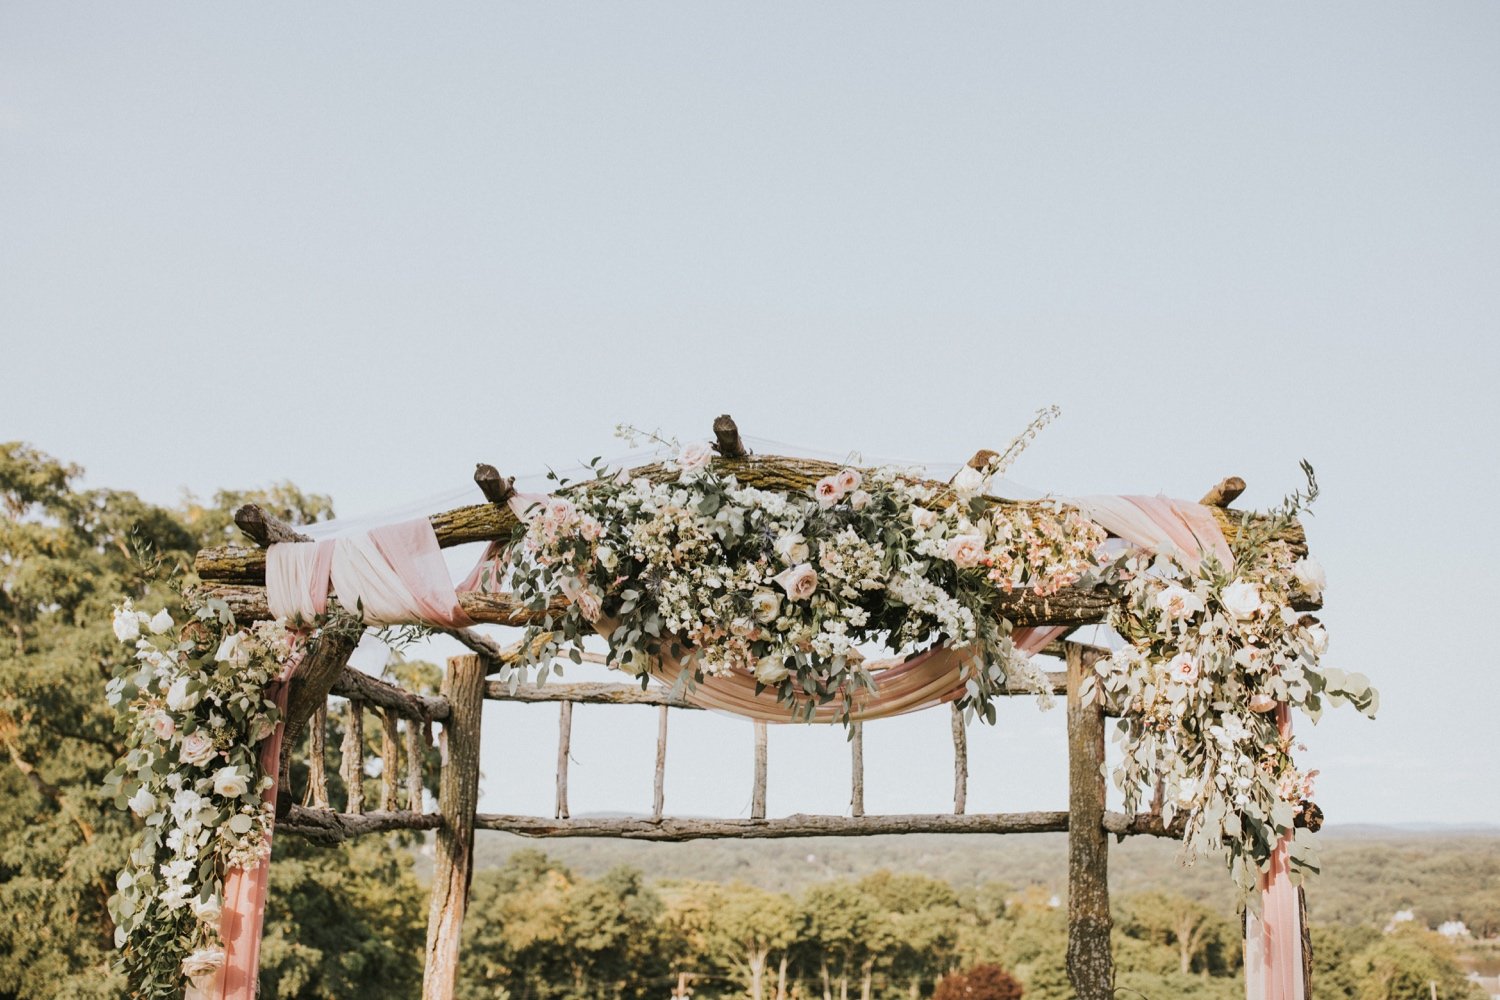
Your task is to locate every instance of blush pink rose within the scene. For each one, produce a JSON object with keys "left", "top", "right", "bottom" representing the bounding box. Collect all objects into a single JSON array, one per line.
[
  {"left": 814, "top": 476, "right": 844, "bottom": 507},
  {"left": 179, "top": 732, "right": 217, "bottom": 767},
  {"left": 945, "top": 534, "right": 987, "bottom": 569},
  {"left": 773, "top": 563, "right": 819, "bottom": 601},
  {"left": 835, "top": 469, "right": 862, "bottom": 494}
]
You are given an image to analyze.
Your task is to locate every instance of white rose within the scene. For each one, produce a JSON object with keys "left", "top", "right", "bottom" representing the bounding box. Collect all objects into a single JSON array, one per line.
[
  {"left": 1153, "top": 585, "right": 1204, "bottom": 620},
  {"left": 127, "top": 786, "right": 157, "bottom": 817},
  {"left": 148, "top": 712, "right": 176, "bottom": 742},
  {"left": 181, "top": 948, "right": 225, "bottom": 981},
  {"left": 749, "top": 589, "right": 782, "bottom": 624},
  {"left": 945, "top": 534, "right": 987, "bottom": 569},
  {"left": 165, "top": 677, "right": 200, "bottom": 713},
  {"left": 772, "top": 563, "right": 819, "bottom": 601},
  {"left": 849, "top": 490, "right": 871, "bottom": 510},
  {"left": 148, "top": 608, "right": 174, "bottom": 635},
  {"left": 596, "top": 545, "right": 618, "bottom": 570},
  {"left": 951, "top": 465, "right": 987, "bottom": 498},
  {"left": 676, "top": 441, "right": 715, "bottom": 476},
  {"left": 910, "top": 506, "right": 937, "bottom": 530},
  {"left": 1293, "top": 558, "right": 1326, "bottom": 597},
  {"left": 754, "top": 655, "right": 790, "bottom": 685},
  {"left": 215, "top": 632, "right": 251, "bottom": 668},
  {"left": 212, "top": 766, "right": 249, "bottom": 799},
  {"left": 774, "top": 532, "right": 810, "bottom": 565},
  {"left": 112, "top": 607, "right": 141, "bottom": 643},
  {"left": 192, "top": 894, "right": 223, "bottom": 927},
  {"left": 1220, "top": 580, "right": 1263, "bottom": 619},
  {"left": 179, "top": 732, "right": 217, "bottom": 766},
  {"left": 1305, "top": 623, "right": 1328, "bottom": 655}
]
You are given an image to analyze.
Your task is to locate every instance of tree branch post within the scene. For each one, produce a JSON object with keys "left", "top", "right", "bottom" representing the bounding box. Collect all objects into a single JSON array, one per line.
[{"left": 1066, "top": 643, "right": 1113, "bottom": 999}]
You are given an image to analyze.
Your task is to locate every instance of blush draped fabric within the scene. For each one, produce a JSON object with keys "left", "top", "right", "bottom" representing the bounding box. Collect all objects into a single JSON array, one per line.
[{"left": 1243, "top": 704, "right": 1307, "bottom": 1000}]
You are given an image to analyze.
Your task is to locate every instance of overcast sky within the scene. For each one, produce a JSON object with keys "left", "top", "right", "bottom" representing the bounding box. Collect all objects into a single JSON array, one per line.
[{"left": 3, "top": 4, "right": 1497, "bottom": 828}]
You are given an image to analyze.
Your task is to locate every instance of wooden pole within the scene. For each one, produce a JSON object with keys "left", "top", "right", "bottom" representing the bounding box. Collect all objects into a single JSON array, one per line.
[
  {"left": 380, "top": 709, "right": 401, "bottom": 812},
  {"left": 1066, "top": 643, "right": 1112, "bottom": 999},
  {"left": 340, "top": 699, "right": 365, "bottom": 814},
  {"left": 950, "top": 703, "right": 968, "bottom": 815},
  {"left": 653, "top": 705, "right": 668, "bottom": 821},
  {"left": 751, "top": 721, "right": 768, "bottom": 820},
  {"left": 406, "top": 718, "right": 427, "bottom": 811},
  {"left": 849, "top": 722, "right": 865, "bottom": 818},
  {"left": 423, "top": 655, "right": 485, "bottom": 1000},
  {"left": 308, "top": 703, "right": 329, "bottom": 809},
  {"left": 555, "top": 702, "right": 572, "bottom": 820}
]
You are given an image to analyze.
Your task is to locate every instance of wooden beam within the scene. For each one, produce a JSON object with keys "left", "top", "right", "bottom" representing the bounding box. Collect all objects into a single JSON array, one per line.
[
  {"left": 233, "top": 503, "right": 312, "bottom": 546},
  {"left": 475, "top": 811, "right": 1072, "bottom": 840},
  {"left": 712, "top": 415, "right": 749, "bottom": 458},
  {"left": 278, "top": 805, "right": 441, "bottom": 846},
  {"left": 194, "top": 454, "right": 1308, "bottom": 585},
  {"left": 330, "top": 665, "right": 450, "bottom": 722},
  {"left": 1200, "top": 476, "right": 1247, "bottom": 508},
  {"left": 424, "top": 655, "right": 486, "bottom": 1000},
  {"left": 380, "top": 709, "right": 401, "bottom": 811},
  {"left": 340, "top": 699, "right": 365, "bottom": 814},
  {"left": 487, "top": 680, "right": 701, "bottom": 709},
  {"left": 751, "top": 721, "right": 768, "bottom": 820},
  {"left": 652, "top": 705, "right": 668, "bottom": 821},
  {"left": 555, "top": 702, "right": 572, "bottom": 820},
  {"left": 307, "top": 703, "right": 329, "bottom": 809},
  {"left": 406, "top": 718, "right": 427, "bottom": 811},
  {"left": 951, "top": 703, "right": 968, "bottom": 815},
  {"left": 850, "top": 721, "right": 865, "bottom": 818},
  {"left": 1066, "top": 644, "right": 1112, "bottom": 1000},
  {"left": 279, "top": 625, "right": 363, "bottom": 786}
]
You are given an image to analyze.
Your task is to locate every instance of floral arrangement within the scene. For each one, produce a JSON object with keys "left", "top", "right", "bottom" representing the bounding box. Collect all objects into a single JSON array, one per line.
[
  {"left": 504, "top": 426, "right": 1106, "bottom": 723},
  {"left": 1089, "top": 471, "right": 1377, "bottom": 889},
  {"left": 104, "top": 598, "right": 305, "bottom": 998}
]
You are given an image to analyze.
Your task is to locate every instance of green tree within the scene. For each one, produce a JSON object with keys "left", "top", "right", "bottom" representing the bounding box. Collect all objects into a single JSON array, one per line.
[{"left": 1349, "top": 926, "right": 1484, "bottom": 1000}]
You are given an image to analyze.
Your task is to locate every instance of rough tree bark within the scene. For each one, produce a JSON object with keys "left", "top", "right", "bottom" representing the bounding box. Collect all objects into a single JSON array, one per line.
[{"left": 1066, "top": 644, "right": 1113, "bottom": 999}]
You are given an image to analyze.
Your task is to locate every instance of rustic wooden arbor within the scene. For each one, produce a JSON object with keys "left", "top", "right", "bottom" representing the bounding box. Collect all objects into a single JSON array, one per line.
[{"left": 193, "top": 422, "right": 1308, "bottom": 1000}]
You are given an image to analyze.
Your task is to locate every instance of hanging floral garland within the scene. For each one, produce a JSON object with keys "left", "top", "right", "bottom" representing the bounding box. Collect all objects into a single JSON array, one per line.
[{"left": 103, "top": 599, "right": 344, "bottom": 997}]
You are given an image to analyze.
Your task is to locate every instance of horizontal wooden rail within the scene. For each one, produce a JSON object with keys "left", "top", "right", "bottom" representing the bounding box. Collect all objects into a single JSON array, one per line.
[
  {"left": 331, "top": 666, "right": 450, "bottom": 721},
  {"left": 486, "top": 680, "right": 700, "bottom": 708},
  {"left": 471, "top": 810, "right": 1183, "bottom": 842},
  {"left": 279, "top": 805, "right": 442, "bottom": 845}
]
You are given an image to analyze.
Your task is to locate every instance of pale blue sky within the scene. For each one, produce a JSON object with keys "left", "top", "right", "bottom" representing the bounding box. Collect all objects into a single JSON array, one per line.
[{"left": 3, "top": 4, "right": 1497, "bottom": 825}]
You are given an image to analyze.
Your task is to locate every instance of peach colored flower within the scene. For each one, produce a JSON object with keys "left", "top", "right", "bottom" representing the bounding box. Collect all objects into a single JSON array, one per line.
[
  {"left": 814, "top": 476, "right": 844, "bottom": 507},
  {"left": 773, "top": 563, "right": 819, "bottom": 601},
  {"left": 945, "top": 534, "right": 987, "bottom": 569},
  {"left": 835, "top": 469, "right": 863, "bottom": 494}
]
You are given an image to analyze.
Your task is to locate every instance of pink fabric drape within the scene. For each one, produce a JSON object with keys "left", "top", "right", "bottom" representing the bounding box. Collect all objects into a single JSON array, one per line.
[{"left": 1244, "top": 703, "right": 1306, "bottom": 1000}]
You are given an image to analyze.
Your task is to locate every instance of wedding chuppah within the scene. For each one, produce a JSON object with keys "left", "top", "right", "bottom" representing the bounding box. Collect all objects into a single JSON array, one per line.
[{"left": 106, "top": 413, "right": 1375, "bottom": 1000}]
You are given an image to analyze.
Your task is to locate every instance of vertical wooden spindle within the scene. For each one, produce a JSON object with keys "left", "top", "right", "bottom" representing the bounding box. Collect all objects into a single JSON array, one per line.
[
  {"left": 950, "top": 703, "right": 968, "bottom": 815},
  {"left": 380, "top": 708, "right": 401, "bottom": 811},
  {"left": 652, "top": 705, "right": 668, "bottom": 821},
  {"left": 341, "top": 699, "right": 365, "bottom": 814},
  {"left": 1066, "top": 643, "right": 1112, "bottom": 1000},
  {"left": 555, "top": 701, "right": 572, "bottom": 820},
  {"left": 308, "top": 702, "right": 329, "bottom": 809},
  {"left": 751, "top": 720, "right": 768, "bottom": 820},
  {"left": 849, "top": 721, "right": 865, "bottom": 818},
  {"left": 423, "top": 655, "right": 485, "bottom": 1000},
  {"left": 406, "top": 718, "right": 427, "bottom": 811}
]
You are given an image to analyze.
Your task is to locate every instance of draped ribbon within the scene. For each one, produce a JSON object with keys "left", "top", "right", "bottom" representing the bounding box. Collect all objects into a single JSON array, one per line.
[{"left": 1244, "top": 703, "right": 1306, "bottom": 1000}]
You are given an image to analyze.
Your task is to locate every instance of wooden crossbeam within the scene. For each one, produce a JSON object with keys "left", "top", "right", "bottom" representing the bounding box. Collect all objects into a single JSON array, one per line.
[{"left": 279, "top": 805, "right": 440, "bottom": 846}]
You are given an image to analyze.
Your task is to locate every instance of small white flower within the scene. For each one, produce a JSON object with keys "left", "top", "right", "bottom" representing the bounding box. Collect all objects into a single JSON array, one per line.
[
  {"left": 148, "top": 608, "right": 174, "bottom": 635},
  {"left": 165, "top": 677, "right": 200, "bottom": 713},
  {"left": 212, "top": 766, "right": 249, "bottom": 799},
  {"left": 112, "top": 607, "right": 141, "bottom": 643},
  {"left": 951, "top": 465, "right": 986, "bottom": 498},
  {"left": 848, "top": 489, "right": 871, "bottom": 510},
  {"left": 127, "top": 786, "right": 157, "bottom": 817},
  {"left": 1220, "top": 580, "right": 1263, "bottom": 620},
  {"left": 1168, "top": 652, "right": 1199, "bottom": 685},
  {"left": 909, "top": 506, "right": 937, "bottom": 530},
  {"left": 192, "top": 895, "right": 223, "bottom": 927},
  {"left": 596, "top": 545, "right": 618, "bottom": 570},
  {"left": 148, "top": 712, "right": 176, "bottom": 742},
  {"left": 1154, "top": 585, "right": 1205, "bottom": 620},
  {"left": 1305, "top": 623, "right": 1328, "bottom": 655}
]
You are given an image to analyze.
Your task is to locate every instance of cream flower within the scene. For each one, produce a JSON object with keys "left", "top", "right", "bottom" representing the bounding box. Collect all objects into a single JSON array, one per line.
[
  {"left": 178, "top": 732, "right": 216, "bottom": 766},
  {"left": 676, "top": 441, "right": 715, "bottom": 475},
  {"left": 596, "top": 545, "right": 618, "bottom": 570},
  {"left": 749, "top": 589, "right": 782, "bottom": 624},
  {"left": 127, "top": 786, "right": 157, "bottom": 817},
  {"left": 212, "top": 766, "right": 249, "bottom": 799},
  {"left": 910, "top": 506, "right": 937, "bottom": 530},
  {"left": 945, "top": 534, "right": 987, "bottom": 569},
  {"left": 181, "top": 948, "right": 225, "bottom": 981},
  {"left": 835, "top": 469, "right": 863, "bottom": 494},
  {"left": 1168, "top": 652, "right": 1199, "bottom": 685},
  {"left": 112, "top": 606, "right": 141, "bottom": 643},
  {"left": 1220, "top": 580, "right": 1263, "bottom": 619},
  {"left": 773, "top": 563, "right": 819, "bottom": 601},
  {"left": 848, "top": 489, "right": 871, "bottom": 510},
  {"left": 148, "top": 712, "right": 176, "bottom": 742},
  {"left": 1305, "top": 623, "right": 1328, "bottom": 655},
  {"left": 774, "top": 532, "right": 809, "bottom": 565},
  {"left": 951, "top": 465, "right": 986, "bottom": 498},
  {"left": 192, "top": 895, "right": 223, "bottom": 927},
  {"left": 215, "top": 631, "right": 251, "bottom": 668},
  {"left": 576, "top": 589, "right": 602, "bottom": 623},
  {"left": 1292, "top": 557, "right": 1326, "bottom": 597},
  {"left": 165, "top": 677, "right": 200, "bottom": 713},
  {"left": 148, "top": 608, "right": 174, "bottom": 635},
  {"left": 754, "top": 655, "right": 790, "bottom": 684},
  {"left": 1248, "top": 693, "right": 1278, "bottom": 714},
  {"left": 1154, "top": 585, "right": 1204, "bottom": 620}
]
